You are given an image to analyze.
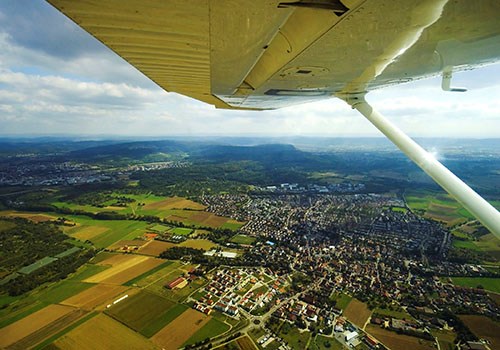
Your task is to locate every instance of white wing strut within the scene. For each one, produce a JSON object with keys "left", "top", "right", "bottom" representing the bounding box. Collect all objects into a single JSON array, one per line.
[{"left": 340, "top": 93, "right": 500, "bottom": 237}]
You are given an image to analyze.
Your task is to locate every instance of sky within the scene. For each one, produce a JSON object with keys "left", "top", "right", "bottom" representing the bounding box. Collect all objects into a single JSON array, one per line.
[{"left": 0, "top": 1, "right": 499, "bottom": 138}]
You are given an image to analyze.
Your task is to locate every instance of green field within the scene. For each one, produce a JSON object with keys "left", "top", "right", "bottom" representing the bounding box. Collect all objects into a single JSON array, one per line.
[
  {"left": 149, "top": 224, "right": 171, "bottom": 233},
  {"left": 105, "top": 290, "right": 183, "bottom": 337},
  {"left": 330, "top": 292, "right": 352, "bottom": 310},
  {"left": 67, "top": 264, "right": 110, "bottom": 282},
  {"left": 38, "top": 281, "right": 93, "bottom": 304},
  {"left": 65, "top": 216, "right": 149, "bottom": 248},
  {"left": 221, "top": 221, "right": 245, "bottom": 231},
  {"left": 373, "top": 307, "right": 414, "bottom": 320},
  {"left": 229, "top": 234, "right": 256, "bottom": 245},
  {"left": 0, "top": 219, "right": 16, "bottom": 232},
  {"left": 170, "top": 227, "right": 193, "bottom": 236},
  {"left": 124, "top": 260, "right": 173, "bottom": 286},
  {"left": 450, "top": 277, "right": 500, "bottom": 293},
  {"left": 280, "top": 323, "right": 311, "bottom": 349},
  {"left": 405, "top": 190, "right": 473, "bottom": 226},
  {"left": 183, "top": 318, "right": 230, "bottom": 346},
  {"left": 312, "top": 335, "right": 345, "bottom": 350}
]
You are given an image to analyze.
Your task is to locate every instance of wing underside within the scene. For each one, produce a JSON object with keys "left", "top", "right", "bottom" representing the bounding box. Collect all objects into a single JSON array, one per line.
[{"left": 47, "top": 0, "right": 500, "bottom": 110}]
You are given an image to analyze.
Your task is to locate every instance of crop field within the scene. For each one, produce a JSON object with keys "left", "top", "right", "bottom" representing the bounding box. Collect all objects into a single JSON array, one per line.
[
  {"left": 84, "top": 255, "right": 164, "bottom": 284},
  {"left": 405, "top": 191, "right": 473, "bottom": 226},
  {"left": 63, "top": 216, "right": 149, "bottom": 248},
  {"left": 108, "top": 239, "right": 148, "bottom": 251},
  {"left": 0, "top": 211, "right": 57, "bottom": 222},
  {"left": 149, "top": 224, "right": 171, "bottom": 232},
  {"left": 459, "top": 315, "right": 500, "bottom": 349},
  {"left": 236, "top": 336, "right": 258, "bottom": 350},
  {"left": 53, "top": 313, "right": 158, "bottom": 350},
  {"left": 366, "top": 324, "right": 435, "bottom": 350},
  {"left": 0, "top": 219, "right": 16, "bottom": 231},
  {"left": 343, "top": 298, "right": 371, "bottom": 327},
  {"left": 131, "top": 261, "right": 181, "bottom": 288},
  {"left": 183, "top": 318, "right": 230, "bottom": 346},
  {"left": 70, "top": 225, "right": 109, "bottom": 241},
  {"left": 221, "top": 220, "right": 245, "bottom": 230},
  {"left": 138, "top": 240, "right": 176, "bottom": 256},
  {"left": 230, "top": 234, "right": 256, "bottom": 245},
  {"left": 179, "top": 239, "right": 218, "bottom": 250},
  {"left": 143, "top": 196, "right": 206, "bottom": 211},
  {"left": 0, "top": 304, "right": 77, "bottom": 349},
  {"left": 105, "top": 290, "right": 181, "bottom": 337},
  {"left": 61, "top": 284, "right": 130, "bottom": 311},
  {"left": 152, "top": 309, "right": 211, "bottom": 350},
  {"left": 37, "top": 281, "right": 94, "bottom": 304},
  {"left": 451, "top": 277, "right": 500, "bottom": 293}
]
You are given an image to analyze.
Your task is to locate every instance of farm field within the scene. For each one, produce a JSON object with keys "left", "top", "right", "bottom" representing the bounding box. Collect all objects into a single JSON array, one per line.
[
  {"left": 84, "top": 255, "right": 164, "bottom": 284},
  {"left": 53, "top": 313, "right": 158, "bottom": 350},
  {"left": 236, "top": 336, "right": 258, "bottom": 350},
  {"left": 366, "top": 324, "right": 435, "bottom": 350},
  {"left": 0, "top": 211, "right": 57, "bottom": 223},
  {"left": 405, "top": 191, "right": 473, "bottom": 226},
  {"left": 183, "top": 318, "right": 230, "bottom": 346},
  {"left": 108, "top": 239, "right": 148, "bottom": 251},
  {"left": 105, "top": 290, "right": 178, "bottom": 337},
  {"left": 138, "top": 240, "right": 176, "bottom": 256},
  {"left": 459, "top": 315, "right": 500, "bottom": 350},
  {"left": 343, "top": 298, "right": 371, "bottom": 328},
  {"left": 64, "top": 218, "right": 149, "bottom": 248},
  {"left": 132, "top": 261, "right": 182, "bottom": 288},
  {"left": 179, "top": 239, "right": 218, "bottom": 250},
  {"left": 450, "top": 277, "right": 500, "bottom": 293},
  {"left": 152, "top": 308, "right": 211, "bottom": 350},
  {"left": 0, "top": 304, "right": 78, "bottom": 349},
  {"left": 61, "top": 284, "right": 130, "bottom": 311}
]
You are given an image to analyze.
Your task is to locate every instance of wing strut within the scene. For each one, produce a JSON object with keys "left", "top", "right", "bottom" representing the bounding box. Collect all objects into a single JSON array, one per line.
[{"left": 340, "top": 93, "right": 500, "bottom": 237}]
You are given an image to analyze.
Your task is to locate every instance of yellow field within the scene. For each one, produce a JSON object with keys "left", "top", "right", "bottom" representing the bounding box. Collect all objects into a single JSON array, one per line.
[
  {"left": 71, "top": 225, "right": 109, "bottom": 241},
  {"left": 84, "top": 255, "right": 158, "bottom": 284},
  {"left": 366, "top": 325, "right": 435, "bottom": 350},
  {"left": 54, "top": 314, "right": 158, "bottom": 350},
  {"left": 61, "top": 284, "right": 131, "bottom": 311},
  {"left": 180, "top": 239, "right": 218, "bottom": 250},
  {"left": 343, "top": 298, "right": 372, "bottom": 328},
  {"left": 144, "top": 196, "right": 206, "bottom": 210},
  {"left": 152, "top": 309, "right": 211, "bottom": 350},
  {"left": 0, "top": 304, "right": 76, "bottom": 348},
  {"left": 0, "top": 211, "right": 57, "bottom": 222}
]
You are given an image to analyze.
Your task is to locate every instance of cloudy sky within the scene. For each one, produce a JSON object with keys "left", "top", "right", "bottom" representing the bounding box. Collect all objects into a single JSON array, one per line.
[{"left": 0, "top": 1, "right": 499, "bottom": 138}]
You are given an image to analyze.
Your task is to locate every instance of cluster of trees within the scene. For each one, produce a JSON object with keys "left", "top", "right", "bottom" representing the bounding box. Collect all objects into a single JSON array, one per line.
[
  {"left": 0, "top": 218, "right": 71, "bottom": 272},
  {"left": 2, "top": 250, "right": 95, "bottom": 296}
]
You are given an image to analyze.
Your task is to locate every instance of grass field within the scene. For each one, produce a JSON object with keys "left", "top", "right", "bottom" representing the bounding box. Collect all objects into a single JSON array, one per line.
[
  {"left": 37, "top": 281, "right": 94, "bottom": 304},
  {"left": 450, "top": 277, "right": 500, "bottom": 293},
  {"left": 0, "top": 219, "right": 16, "bottom": 232},
  {"left": 124, "top": 260, "right": 173, "bottom": 286},
  {"left": 280, "top": 325, "right": 311, "bottom": 349},
  {"left": 373, "top": 307, "right": 414, "bottom": 320},
  {"left": 343, "top": 298, "right": 372, "bottom": 328},
  {"left": 430, "top": 329, "right": 456, "bottom": 350},
  {"left": 330, "top": 292, "right": 352, "bottom": 310},
  {"left": 53, "top": 313, "right": 158, "bottom": 350},
  {"left": 459, "top": 315, "right": 500, "bottom": 350},
  {"left": 183, "top": 317, "right": 230, "bottom": 346},
  {"left": 170, "top": 227, "right": 193, "bottom": 235},
  {"left": 366, "top": 324, "right": 435, "bottom": 350},
  {"left": 230, "top": 234, "right": 256, "bottom": 245},
  {"left": 312, "top": 335, "right": 345, "bottom": 350}
]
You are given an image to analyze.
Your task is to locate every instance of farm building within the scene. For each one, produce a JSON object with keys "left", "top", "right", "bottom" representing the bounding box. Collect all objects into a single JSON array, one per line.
[
  {"left": 166, "top": 277, "right": 188, "bottom": 289},
  {"left": 345, "top": 330, "right": 359, "bottom": 342}
]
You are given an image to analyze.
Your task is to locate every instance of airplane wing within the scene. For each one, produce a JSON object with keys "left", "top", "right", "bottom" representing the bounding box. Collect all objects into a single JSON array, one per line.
[{"left": 46, "top": 0, "right": 500, "bottom": 110}]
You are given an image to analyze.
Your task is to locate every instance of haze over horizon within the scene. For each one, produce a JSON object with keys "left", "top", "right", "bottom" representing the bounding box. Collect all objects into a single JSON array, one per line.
[{"left": 1, "top": 1, "right": 500, "bottom": 138}]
